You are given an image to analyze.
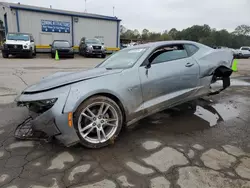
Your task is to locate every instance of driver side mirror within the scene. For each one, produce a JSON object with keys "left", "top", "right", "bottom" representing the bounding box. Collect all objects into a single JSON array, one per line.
[
  {"left": 30, "top": 39, "right": 34, "bottom": 42},
  {"left": 145, "top": 62, "right": 151, "bottom": 69},
  {"left": 49, "top": 44, "right": 52, "bottom": 47}
]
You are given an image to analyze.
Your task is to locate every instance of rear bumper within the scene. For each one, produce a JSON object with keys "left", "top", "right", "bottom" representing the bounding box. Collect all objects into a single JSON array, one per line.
[{"left": 2, "top": 49, "right": 31, "bottom": 54}]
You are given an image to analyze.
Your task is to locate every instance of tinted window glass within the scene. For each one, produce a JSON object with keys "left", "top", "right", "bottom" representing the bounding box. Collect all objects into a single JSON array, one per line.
[
  {"left": 53, "top": 41, "right": 70, "bottom": 48},
  {"left": 185, "top": 44, "right": 199, "bottom": 56},
  {"left": 86, "top": 38, "right": 101, "bottom": 44},
  {"left": 241, "top": 47, "right": 250, "bottom": 50},
  {"left": 151, "top": 45, "right": 188, "bottom": 64},
  {"left": 7, "top": 33, "right": 30, "bottom": 41}
]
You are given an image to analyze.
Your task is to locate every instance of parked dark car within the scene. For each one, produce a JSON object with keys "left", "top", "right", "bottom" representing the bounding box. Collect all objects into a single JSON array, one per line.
[
  {"left": 79, "top": 38, "right": 106, "bottom": 58},
  {"left": 50, "top": 40, "right": 74, "bottom": 58}
]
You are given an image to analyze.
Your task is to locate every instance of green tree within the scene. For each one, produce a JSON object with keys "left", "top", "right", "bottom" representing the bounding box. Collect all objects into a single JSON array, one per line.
[
  {"left": 133, "top": 29, "right": 140, "bottom": 39},
  {"left": 120, "top": 24, "right": 250, "bottom": 48},
  {"left": 141, "top": 29, "right": 149, "bottom": 40},
  {"left": 168, "top": 28, "right": 178, "bottom": 39},
  {"left": 234, "top": 25, "right": 250, "bottom": 36},
  {"left": 148, "top": 32, "right": 162, "bottom": 41},
  {"left": 120, "top": 25, "right": 127, "bottom": 34}
]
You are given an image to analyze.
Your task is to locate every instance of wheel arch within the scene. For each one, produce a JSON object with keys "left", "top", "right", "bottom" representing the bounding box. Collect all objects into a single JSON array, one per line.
[
  {"left": 213, "top": 65, "right": 233, "bottom": 77},
  {"left": 72, "top": 92, "right": 128, "bottom": 124}
]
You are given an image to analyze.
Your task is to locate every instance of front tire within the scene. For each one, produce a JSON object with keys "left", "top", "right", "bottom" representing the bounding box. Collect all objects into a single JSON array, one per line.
[
  {"left": 101, "top": 54, "right": 106, "bottom": 58},
  {"left": 74, "top": 96, "right": 123, "bottom": 148},
  {"left": 32, "top": 48, "right": 36, "bottom": 57},
  {"left": 28, "top": 50, "right": 33, "bottom": 58},
  {"left": 2, "top": 53, "right": 8, "bottom": 58}
]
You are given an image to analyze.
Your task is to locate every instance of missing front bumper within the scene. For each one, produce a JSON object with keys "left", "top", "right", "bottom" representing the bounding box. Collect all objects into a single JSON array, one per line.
[
  {"left": 14, "top": 107, "right": 61, "bottom": 141},
  {"left": 15, "top": 117, "right": 52, "bottom": 142}
]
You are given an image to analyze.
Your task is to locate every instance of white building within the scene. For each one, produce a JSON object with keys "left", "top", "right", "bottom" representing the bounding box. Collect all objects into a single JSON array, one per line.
[{"left": 0, "top": 2, "right": 121, "bottom": 52}]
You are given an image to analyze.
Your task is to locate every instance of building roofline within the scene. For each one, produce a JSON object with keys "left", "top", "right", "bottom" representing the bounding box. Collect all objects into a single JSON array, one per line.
[{"left": 1, "top": 2, "right": 121, "bottom": 21}]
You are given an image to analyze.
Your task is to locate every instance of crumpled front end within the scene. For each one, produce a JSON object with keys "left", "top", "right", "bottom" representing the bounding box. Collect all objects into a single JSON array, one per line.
[
  {"left": 15, "top": 85, "right": 80, "bottom": 146},
  {"left": 17, "top": 98, "right": 61, "bottom": 137}
]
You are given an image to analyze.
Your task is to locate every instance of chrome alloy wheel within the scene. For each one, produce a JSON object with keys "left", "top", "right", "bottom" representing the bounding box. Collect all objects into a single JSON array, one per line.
[{"left": 78, "top": 102, "right": 119, "bottom": 144}]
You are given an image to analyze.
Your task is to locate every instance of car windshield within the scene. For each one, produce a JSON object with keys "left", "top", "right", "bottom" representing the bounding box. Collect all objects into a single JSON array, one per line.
[
  {"left": 53, "top": 41, "right": 70, "bottom": 48},
  {"left": 98, "top": 47, "right": 148, "bottom": 69},
  {"left": 7, "top": 33, "right": 30, "bottom": 41},
  {"left": 86, "top": 38, "right": 101, "bottom": 44}
]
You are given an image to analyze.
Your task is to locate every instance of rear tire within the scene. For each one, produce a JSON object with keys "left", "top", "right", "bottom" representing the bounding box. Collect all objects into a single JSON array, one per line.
[
  {"left": 51, "top": 53, "right": 55, "bottom": 59},
  {"left": 74, "top": 96, "right": 123, "bottom": 148}
]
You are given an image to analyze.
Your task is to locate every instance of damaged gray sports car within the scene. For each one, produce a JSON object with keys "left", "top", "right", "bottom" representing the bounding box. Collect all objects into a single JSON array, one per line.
[{"left": 15, "top": 41, "right": 234, "bottom": 148}]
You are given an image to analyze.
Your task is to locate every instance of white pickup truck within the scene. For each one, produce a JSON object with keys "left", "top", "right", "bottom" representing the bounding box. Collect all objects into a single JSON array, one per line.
[{"left": 238, "top": 46, "right": 250, "bottom": 59}]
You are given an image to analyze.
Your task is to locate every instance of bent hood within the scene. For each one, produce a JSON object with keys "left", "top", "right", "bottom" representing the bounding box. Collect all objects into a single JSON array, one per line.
[{"left": 23, "top": 68, "right": 122, "bottom": 93}]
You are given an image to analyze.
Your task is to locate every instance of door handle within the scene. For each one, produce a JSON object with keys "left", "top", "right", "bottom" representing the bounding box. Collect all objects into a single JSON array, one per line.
[{"left": 185, "top": 62, "right": 194, "bottom": 67}]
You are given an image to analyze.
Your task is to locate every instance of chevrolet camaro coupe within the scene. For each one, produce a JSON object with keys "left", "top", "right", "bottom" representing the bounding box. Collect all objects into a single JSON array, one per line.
[{"left": 15, "top": 41, "right": 234, "bottom": 148}]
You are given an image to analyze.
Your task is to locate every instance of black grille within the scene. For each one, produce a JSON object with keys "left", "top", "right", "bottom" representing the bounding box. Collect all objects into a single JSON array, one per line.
[
  {"left": 7, "top": 44, "right": 23, "bottom": 49},
  {"left": 93, "top": 46, "right": 101, "bottom": 50},
  {"left": 58, "top": 49, "right": 70, "bottom": 52}
]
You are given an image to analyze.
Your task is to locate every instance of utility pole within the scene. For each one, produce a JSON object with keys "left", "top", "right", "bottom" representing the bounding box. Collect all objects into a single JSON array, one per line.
[
  {"left": 84, "top": 0, "right": 87, "bottom": 12},
  {"left": 113, "top": 6, "right": 115, "bottom": 16}
]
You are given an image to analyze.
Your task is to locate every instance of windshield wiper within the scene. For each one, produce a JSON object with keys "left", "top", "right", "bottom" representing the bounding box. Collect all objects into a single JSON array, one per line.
[{"left": 105, "top": 67, "right": 113, "bottom": 70}]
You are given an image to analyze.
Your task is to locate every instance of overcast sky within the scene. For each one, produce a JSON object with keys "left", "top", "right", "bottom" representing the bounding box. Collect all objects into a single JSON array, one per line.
[{"left": 4, "top": 0, "right": 250, "bottom": 32}]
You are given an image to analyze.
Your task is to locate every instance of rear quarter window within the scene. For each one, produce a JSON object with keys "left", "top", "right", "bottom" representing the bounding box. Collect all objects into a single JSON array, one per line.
[{"left": 184, "top": 44, "right": 199, "bottom": 56}]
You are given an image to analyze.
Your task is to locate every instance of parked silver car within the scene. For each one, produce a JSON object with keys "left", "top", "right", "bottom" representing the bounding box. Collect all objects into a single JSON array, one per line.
[{"left": 15, "top": 40, "right": 233, "bottom": 148}]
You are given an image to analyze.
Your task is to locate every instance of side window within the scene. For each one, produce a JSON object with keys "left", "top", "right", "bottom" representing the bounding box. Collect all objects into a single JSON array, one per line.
[
  {"left": 30, "top": 35, "right": 34, "bottom": 42},
  {"left": 81, "top": 38, "right": 86, "bottom": 43},
  {"left": 184, "top": 44, "right": 199, "bottom": 56},
  {"left": 150, "top": 45, "right": 188, "bottom": 65}
]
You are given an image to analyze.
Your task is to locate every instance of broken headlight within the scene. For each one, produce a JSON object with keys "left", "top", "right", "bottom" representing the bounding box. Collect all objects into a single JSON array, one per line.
[{"left": 18, "top": 98, "right": 58, "bottom": 114}]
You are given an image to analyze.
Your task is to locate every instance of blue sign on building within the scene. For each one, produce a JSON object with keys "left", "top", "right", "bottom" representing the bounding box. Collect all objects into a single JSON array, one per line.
[{"left": 41, "top": 20, "right": 70, "bottom": 33}]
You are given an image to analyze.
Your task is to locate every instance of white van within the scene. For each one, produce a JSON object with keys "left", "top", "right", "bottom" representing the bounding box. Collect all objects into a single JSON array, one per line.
[{"left": 2, "top": 32, "right": 36, "bottom": 58}]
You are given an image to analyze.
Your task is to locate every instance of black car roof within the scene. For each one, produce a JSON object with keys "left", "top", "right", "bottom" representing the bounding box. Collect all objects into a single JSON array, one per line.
[{"left": 52, "top": 40, "right": 70, "bottom": 43}]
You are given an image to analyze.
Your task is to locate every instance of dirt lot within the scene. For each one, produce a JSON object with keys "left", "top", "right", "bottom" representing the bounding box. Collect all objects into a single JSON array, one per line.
[{"left": 0, "top": 55, "right": 250, "bottom": 188}]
